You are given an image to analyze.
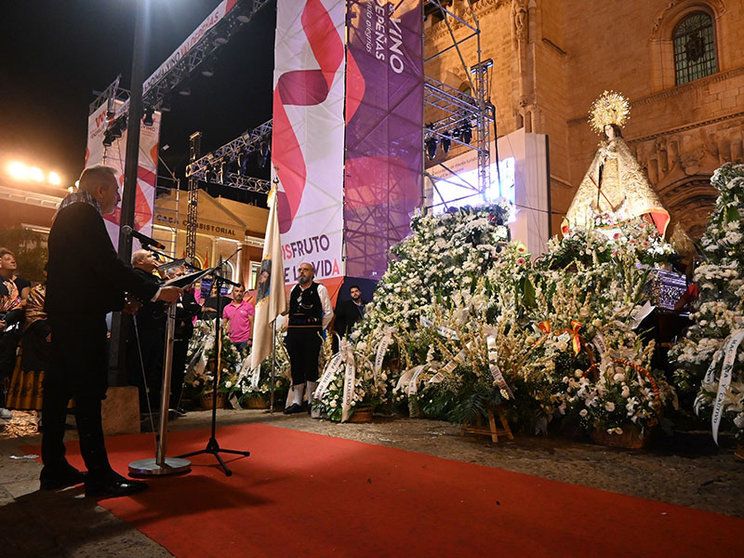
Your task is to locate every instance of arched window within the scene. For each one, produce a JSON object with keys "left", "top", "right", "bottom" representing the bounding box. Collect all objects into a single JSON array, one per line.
[{"left": 673, "top": 11, "right": 717, "bottom": 85}]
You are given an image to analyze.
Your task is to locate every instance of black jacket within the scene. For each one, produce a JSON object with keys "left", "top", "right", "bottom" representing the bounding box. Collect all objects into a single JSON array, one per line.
[
  {"left": 45, "top": 202, "right": 159, "bottom": 316},
  {"left": 334, "top": 299, "right": 365, "bottom": 337}
]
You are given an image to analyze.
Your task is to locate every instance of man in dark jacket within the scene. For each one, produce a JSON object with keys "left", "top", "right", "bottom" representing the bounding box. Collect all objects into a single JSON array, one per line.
[
  {"left": 126, "top": 250, "right": 166, "bottom": 415},
  {"left": 42, "top": 165, "right": 181, "bottom": 498},
  {"left": 333, "top": 284, "right": 366, "bottom": 338}
]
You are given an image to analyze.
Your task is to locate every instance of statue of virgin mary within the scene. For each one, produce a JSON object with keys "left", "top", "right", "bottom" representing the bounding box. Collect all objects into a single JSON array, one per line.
[{"left": 562, "top": 91, "right": 670, "bottom": 237}]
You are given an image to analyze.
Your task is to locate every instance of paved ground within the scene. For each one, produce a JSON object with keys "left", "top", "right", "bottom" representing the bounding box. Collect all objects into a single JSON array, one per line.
[{"left": 1, "top": 409, "right": 742, "bottom": 557}]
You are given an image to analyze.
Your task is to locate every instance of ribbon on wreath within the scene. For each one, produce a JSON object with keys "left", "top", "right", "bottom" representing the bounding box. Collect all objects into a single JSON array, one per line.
[
  {"left": 529, "top": 319, "right": 583, "bottom": 356},
  {"left": 235, "top": 355, "right": 259, "bottom": 388},
  {"left": 485, "top": 331, "right": 514, "bottom": 399},
  {"left": 396, "top": 364, "right": 428, "bottom": 396},
  {"left": 187, "top": 332, "right": 215, "bottom": 380},
  {"left": 340, "top": 340, "right": 357, "bottom": 422},
  {"left": 697, "top": 329, "right": 744, "bottom": 444},
  {"left": 565, "top": 320, "right": 583, "bottom": 356},
  {"left": 374, "top": 326, "right": 396, "bottom": 377},
  {"left": 419, "top": 315, "right": 460, "bottom": 340},
  {"left": 315, "top": 345, "right": 346, "bottom": 402}
]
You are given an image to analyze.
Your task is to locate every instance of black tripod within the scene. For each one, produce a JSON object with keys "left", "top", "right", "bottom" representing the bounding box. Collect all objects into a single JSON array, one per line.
[{"left": 178, "top": 260, "right": 250, "bottom": 476}]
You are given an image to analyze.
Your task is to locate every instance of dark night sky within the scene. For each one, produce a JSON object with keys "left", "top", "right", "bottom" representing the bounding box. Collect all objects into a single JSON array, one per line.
[{"left": 0, "top": 0, "right": 276, "bottom": 194}]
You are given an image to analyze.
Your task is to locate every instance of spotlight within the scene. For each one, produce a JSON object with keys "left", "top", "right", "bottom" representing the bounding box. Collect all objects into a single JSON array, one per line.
[
  {"left": 441, "top": 136, "right": 451, "bottom": 154},
  {"left": 200, "top": 61, "right": 215, "bottom": 78},
  {"left": 461, "top": 124, "right": 472, "bottom": 145},
  {"left": 425, "top": 137, "right": 438, "bottom": 160},
  {"left": 238, "top": 150, "right": 248, "bottom": 175},
  {"left": 143, "top": 107, "right": 154, "bottom": 127},
  {"left": 258, "top": 142, "right": 270, "bottom": 168},
  {"left": 178, "top": 87, "right": 191, "bottom": 96},
  {"left": 103, "top": 130, "right": 114, "bottom": 147}
]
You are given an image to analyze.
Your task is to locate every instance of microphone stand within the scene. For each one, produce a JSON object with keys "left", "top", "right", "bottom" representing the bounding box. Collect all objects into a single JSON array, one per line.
[
  {"left": 128, "top": 277, "right": 202, "bottom": 477},
  {"left": 177, "top": 258, "right": 250, "bottom": 476}
]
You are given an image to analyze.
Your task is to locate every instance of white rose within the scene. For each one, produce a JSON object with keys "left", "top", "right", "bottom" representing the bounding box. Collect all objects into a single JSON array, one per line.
[{"left": 605, "top": 401, "right": 615, "bottom": 412}]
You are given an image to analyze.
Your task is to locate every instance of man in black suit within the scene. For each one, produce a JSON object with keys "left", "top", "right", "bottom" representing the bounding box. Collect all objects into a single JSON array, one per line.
[
  {"left": 126, "top": 249, "right": 166, "bottom": 415},
  {"left": 42, "top": 165, "right": 182, "bottom": 498}
]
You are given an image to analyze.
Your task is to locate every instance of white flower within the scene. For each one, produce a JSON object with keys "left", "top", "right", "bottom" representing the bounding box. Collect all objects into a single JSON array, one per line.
[
  {"left": 605, "top": 401, "right": 616, "bottom": 412},
  {"left": 579, "top": 409, "right": 588, "bottom": 417}
]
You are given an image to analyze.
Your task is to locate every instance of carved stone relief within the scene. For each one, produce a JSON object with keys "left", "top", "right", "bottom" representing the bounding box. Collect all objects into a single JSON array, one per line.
[{"left": 630, "top": 116, "right": 743, "bottom": 239}]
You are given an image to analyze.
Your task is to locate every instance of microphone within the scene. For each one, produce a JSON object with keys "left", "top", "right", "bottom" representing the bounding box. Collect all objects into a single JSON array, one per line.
[{"left": 121, "top": 225, "right": 166, "bottom": 250}]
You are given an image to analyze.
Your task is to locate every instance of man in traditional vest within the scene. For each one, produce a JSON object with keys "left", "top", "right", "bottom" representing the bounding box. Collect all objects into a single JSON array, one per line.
[{"left": 284, "top": 262, "right": 332, "bottom": 414}]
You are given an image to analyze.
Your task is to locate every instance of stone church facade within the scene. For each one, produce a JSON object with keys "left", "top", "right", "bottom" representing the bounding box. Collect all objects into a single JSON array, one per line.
[{"left": 425, "top": 0, "right": 744, "bottom": 239}]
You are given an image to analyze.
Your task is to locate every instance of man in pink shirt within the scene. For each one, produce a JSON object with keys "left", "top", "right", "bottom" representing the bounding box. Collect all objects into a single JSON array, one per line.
[{"left": 222, "top": 284, "right": 254, "bottom": 354}]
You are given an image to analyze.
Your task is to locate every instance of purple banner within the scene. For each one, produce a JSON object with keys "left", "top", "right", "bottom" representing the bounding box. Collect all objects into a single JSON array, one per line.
[{"left": 344, "top": 0, "right": 423, "bottom": 280}]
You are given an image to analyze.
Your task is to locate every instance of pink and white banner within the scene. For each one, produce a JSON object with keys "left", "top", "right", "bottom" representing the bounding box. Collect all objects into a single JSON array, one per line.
[
  {"left": 272, "top": 0, "right": 346, "bottom": 285},
  {"left": 86, "top": 100, "right": 161, "bottom": 249}
]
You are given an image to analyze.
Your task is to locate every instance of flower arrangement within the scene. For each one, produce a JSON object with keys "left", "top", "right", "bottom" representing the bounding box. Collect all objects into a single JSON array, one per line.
[
  {"left": 184, "top": 319, "right": 243, "bottom": 403},
  {"left": 234, "top": 331, "right": 291, "bottom": 406},
  {"left": 344, "top": 200, "right": 680, "bottom": 440},
  {"left": 671, "top": 162, "right": 744, "bottom": 441},
  {"left": 313, "top": 334, "right": 389, "bottom": 421}
]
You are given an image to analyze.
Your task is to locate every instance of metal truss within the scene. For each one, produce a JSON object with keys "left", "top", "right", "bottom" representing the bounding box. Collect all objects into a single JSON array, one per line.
[
  {"left": 423, "top": 0, "right": 494, "bottom": 205},
  {"left": 185, "top": 132, "right": 202, "bottom": 264},
  {"left": 183, "top": 1, "right": 495, "bottom": 214},
  {"left": 218, "top": 173, "right": 271, "bottom": 192},
  {"left": 97, "top": 0, "right": 272, "bottom": 128},
  {"left": 185, "top": 119, "right": 273, "bottom": 183}
]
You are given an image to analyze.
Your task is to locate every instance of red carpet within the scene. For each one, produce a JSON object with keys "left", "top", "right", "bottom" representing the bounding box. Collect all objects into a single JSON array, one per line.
[{"left": 44, "top": 423, "right": 743, "bottom": 557}]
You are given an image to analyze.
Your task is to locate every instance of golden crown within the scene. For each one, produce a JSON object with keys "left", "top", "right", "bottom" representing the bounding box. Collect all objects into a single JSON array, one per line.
[{"left": 588, "top": 90, "right": 630, "bottom": 135}]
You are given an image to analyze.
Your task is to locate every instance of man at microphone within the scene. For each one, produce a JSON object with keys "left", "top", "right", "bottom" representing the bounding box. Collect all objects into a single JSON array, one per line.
[{"left": 42, "top": 165, "right": 182, "bottom": 499}]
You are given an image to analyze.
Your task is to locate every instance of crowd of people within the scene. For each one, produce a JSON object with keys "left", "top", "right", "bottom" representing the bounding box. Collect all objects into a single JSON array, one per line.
[{"left": 0, "top": 248, "right": 36, "bottom": 419}]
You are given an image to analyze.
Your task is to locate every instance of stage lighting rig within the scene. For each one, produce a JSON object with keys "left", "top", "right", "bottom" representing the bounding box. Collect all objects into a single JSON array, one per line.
[
  {"left": 143, "top": 106, "right": 154, "bottom": 126},
  {"left": 237, "top": 150, "right": 247, "bottom": 175},
  {"left": 460, "top": 123, "right": 473, "bottom": 144},
  {"left": 441, "top": 135, "right": 451, "bottom": 154},
  {"left": 258, "top": 142, "right": 270, "bottom": 168},
  {"left": 425, "top": 137, "right": 438, "bottom": 160},
  {"left": 102, "top": 115, "right": 127, "bottom": 147},
  {"left": 200, "top": 61, "right": 216, "bottom": 77}
]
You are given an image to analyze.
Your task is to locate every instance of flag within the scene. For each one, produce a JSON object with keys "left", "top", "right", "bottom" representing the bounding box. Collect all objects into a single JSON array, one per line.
[{"left": 251, "top": 184, "right": 287, "bottom": 370}]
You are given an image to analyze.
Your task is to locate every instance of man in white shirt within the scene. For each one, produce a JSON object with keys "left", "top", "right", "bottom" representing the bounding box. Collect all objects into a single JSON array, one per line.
[{"left": 283, "top": 262, "right": 332, "bottom": 414}]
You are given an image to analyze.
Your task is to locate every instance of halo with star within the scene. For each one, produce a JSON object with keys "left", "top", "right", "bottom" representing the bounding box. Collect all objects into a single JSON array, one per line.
[{"left": 588, "top": 90, "right": 630, "bottom": 135}]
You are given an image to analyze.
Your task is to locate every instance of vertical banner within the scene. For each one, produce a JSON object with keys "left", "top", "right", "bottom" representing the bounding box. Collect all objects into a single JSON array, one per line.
[
  {"left": 345, "top": 0, "right": 423, "bottom": 280},
  {"left": 86, "top": 100, "right": 161, "bottom": 250},
  {"left": 272, "top": 0, "right": 346, "bottom": 285}
]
